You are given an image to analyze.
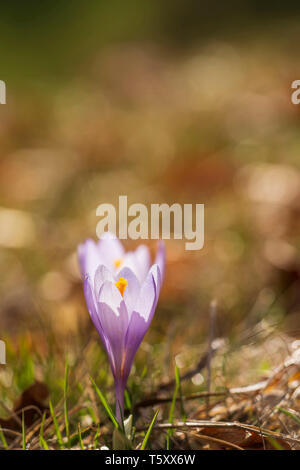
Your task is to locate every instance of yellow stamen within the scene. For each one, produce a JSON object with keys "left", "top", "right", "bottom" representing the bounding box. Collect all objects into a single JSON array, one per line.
[
  {"left": 115, "top": 277, "right": 127, "bottom": 297},
  {"left": 114, "top": 258, "right": 123, "bottom": 268}
]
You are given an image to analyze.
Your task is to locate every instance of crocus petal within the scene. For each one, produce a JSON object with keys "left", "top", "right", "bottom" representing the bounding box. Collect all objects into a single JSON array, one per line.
[
  {"left": 116, "top": 251, "right": 138, "bottom": 279},
  {"left": 134, "top": 244, "right": 151, "bottom": 272},
  {"left": 117, "top": 266, "right": 141, "bottom": 316},
  {"left": 78, "top": 239, "right": 102, "bottom": 280},
  {"left": 118, "top": 245, "right": 151, "bottom": 283},
  {"left": 97, "top": 232, "right": 125, "bottom": 269},
  {"left": 94, "top": 264, "right": 115, "bottom": 299},
  {"left": 98, "top": 280, "right": 128, "bottom": 321},
  {"left": 155, "top": 240, "right": 166, "bottom": 281},
  {"left": 122, "top": 270, "right": 157, "bottom": 382},
  {"left": 122, "top": 313, "right": 152, "bottom": 383},
  {"left": 132, "top": 265, "right": 157, "bottom": 321},
  {"left": 98, "top": 281, "right": 129, "bottom": 377},
  {"left": 148, "top": 263, "right": 162, "bottom": 306},
  {"left": 83, "top": 277, "right": 111, "bottom": 356}
]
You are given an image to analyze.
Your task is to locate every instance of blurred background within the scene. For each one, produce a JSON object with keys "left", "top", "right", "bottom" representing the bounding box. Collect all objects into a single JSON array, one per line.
[{"left": 0, "top": 1, "right": 300, "bottom": 401}]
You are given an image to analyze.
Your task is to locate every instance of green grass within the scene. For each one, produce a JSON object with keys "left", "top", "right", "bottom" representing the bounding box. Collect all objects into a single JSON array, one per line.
[
  {"left": 63, "top": 356, "right": 70, "bottom": 444},
  {"left": 39, "top": 412, "right": 49, "bottom": 450},
  {"left": 77, "top": 423, "right": 84, "bottom": 450},
  {"left": 49, "top": 400, "right": 64, "bottom": 449},
  {"left": 278, "top": 408, "right": 300, "bottom": 427},
  {"left": 0, "top": 427, "right": 8, "bottom": 450},
  {"left": 165, "top": 365, "right": 180, "bottom": 450},
  {"left": 0, "top": 334, "right": 299, "bottom": 450},
  {"left": 90, "top": 376, "right": 120, "bottom": 430},
  {"left": 140, "top": 410, "right": 159, "bottom": 450},
  {"left": 22, "top": 410, "right": 26, "bottom": 450}
]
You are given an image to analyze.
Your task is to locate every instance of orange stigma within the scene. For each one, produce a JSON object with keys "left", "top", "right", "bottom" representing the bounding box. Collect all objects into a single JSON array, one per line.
[
  {"left": 114, "top": 258, "right": 123, "bottom": 268},
  {"left": 115, "top": 277, "right": 127, "bottom": 297}
]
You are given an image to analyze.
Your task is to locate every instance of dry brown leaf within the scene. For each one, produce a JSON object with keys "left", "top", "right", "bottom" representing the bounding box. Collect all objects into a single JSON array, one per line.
[{"left": 0, "top": 381, "right": 49, "bottom": 432}]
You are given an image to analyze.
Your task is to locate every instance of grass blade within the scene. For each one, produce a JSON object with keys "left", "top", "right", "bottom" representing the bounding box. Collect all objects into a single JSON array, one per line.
[
  {"left": 140, "top": 409, "right": 159, "bottom": 450},
  {"left": 175, "top": 364, "right": 186, "bottom": 422},
  {"left": 124, "top": 389, "right": 132, "bottom": 412},
  {"left": 90, "top": 376, "right": 119, "bottom": 429},
  {"left": 278, "top": 407, "right": 300, "bottom": 426},
  {"left": 64, "top": 356, "right": 70, "bottom": 442},
  {"left": 49, "top": 400, "right": 64, "bottom": 449},
  {"left": 166, "top": 365, "right": 180, "bottom": 449},
  {"left": 93, "top": 424, "right": 100, "bottom": 449},
  {"left": 268, "top": 437, "right": 284, "bottom": 450},
  {"left": 22, "top": 410, "right": 26, "bottom": 450},
  {"left": 0, "top": 427, "right": 8, "bottom": 450},
  {"left": 68, "top": 427, "right": 90, "bottom": 447},
  {"left": 39, "top": 412, "right": 49, "bottom": 450},
  {"left": 78, "top": 423, "right": 85, "bottom": 450}
]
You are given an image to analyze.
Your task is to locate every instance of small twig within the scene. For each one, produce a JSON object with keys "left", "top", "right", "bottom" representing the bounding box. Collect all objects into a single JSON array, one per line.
[
  {"left": 206, "top": 300, "right": 217, "bottom": 417},
  {"left": 137, "top": 420, "right": 300, "bottom": 447},
  {"left": 188, "top": 431, "right": 244, "bottom": 450},
  {"left": 135, "top": 379, "right": 270, "bottom": 411},
  {"left": 0, "top": 401, "right": 22, "bottom": 427},
  {"left": 253, "top": 397, "right": 266, "bottom": 450},
  {"left": 135, "top": 391, "right": 227, "bottom": 410},
  {"left": 277, "top": 417, "right": 296, "bottom": 450},
  {"left": 0, "top": 428, "right": 22, "bottom": 437}
]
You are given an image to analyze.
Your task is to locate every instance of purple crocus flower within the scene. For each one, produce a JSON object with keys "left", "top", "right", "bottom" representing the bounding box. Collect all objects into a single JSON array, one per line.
[{"left": 78, "top": 233, "right": 165, "bottom": 422}]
